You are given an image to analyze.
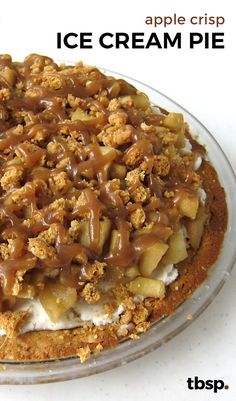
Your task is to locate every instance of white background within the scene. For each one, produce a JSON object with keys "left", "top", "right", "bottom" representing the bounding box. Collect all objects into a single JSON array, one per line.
[{"left": 0, "top": 0, "right": 235, "bottom": 399}]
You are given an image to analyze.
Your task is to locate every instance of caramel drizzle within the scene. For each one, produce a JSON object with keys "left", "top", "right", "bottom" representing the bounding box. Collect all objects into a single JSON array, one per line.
[
  {"left": 0, "top": 55, "right": 198, "bottom": 296},
  {"left": 0, "top": 254, "right": 36, "bottom": 295},
  {"left": 105, "top": 221, "right": 134, "bottom": 267}
]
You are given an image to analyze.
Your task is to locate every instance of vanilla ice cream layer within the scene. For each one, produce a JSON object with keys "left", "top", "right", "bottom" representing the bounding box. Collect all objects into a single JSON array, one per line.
[{"left": 0, "top": 264, "right": 178, "bottom": 336}]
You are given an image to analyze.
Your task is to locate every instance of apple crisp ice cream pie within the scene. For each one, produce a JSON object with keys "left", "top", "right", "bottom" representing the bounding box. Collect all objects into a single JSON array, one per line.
[{"left": 0, "top": 54, "right": 227, "bottom": 362}]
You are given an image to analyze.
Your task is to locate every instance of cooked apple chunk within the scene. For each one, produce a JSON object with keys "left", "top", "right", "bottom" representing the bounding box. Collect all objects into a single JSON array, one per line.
[
  {"left": 119, "top": 93, "right": 149, "bottom": 110},
  {"left": 125, "top": 265, "right": 140, "bottom": 279},
  {"left": 110, "top": 163, "right": 127, "bottom": 179},
  {"left": 39, "top": 282, "right": 77, "bottom": 323},
  {"left": 127, "top": 277, "right": 165, "bottom": 299},
  {"left": 162, "top": 228, "right": 188, "bottom": 265},
  {"left": 178, "top": 193, "right": 199, "bottom": 220},
  {"left": 17, "top": 284, "right": 36, "bottom": 299},
  {"left": 109, "top": 229, "right": 120, "bottom": 252},
  {"left": 163, "top": 112, "right": 185, "bottom": 148},
  {"left": 78, "top": 218, "right": 111, "bottom": 254},
  {"left": 186, "top": 206, "right": 209, "bottom": 250},
  {"left": 139, "top": 242, "right": 169, "bottom": 277},
  {"left": 0, "top": 66, "right": 16, "bottom": 86}
]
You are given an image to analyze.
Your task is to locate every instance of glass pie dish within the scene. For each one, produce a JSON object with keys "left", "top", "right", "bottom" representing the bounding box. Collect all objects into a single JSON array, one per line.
[{"left": 0, "top": 68, "right": 235, "bottom": 385}]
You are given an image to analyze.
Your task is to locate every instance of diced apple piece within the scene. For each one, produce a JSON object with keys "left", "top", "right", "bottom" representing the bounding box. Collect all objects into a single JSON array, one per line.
[
  {"left": 98, "top": 147, "right": 120, "bottom": 179},
  {"left": 99, "top": 218, "right": 112, "bottom": 251},
  {"left": 154, "top": 126, "right": 170, "bottom": 134},
  {"left": 178, "top": 194, "right": 199, "bottom": 220},
  {"left": 39, "top": 282, "right": 77, "bottom": 323},
  {"left": 17, "top": 283, "right": 36, "bottom": 299},
  {"left": 139, "top": 242, "right": 169, "bottom": 277},
  {"left": 109, "top": 229, "right": 120, "bottom": 252},
  {"left": 163, "top": 112, "right": 183, "bottom": 130},
  {"left": 110, "top": 163, "right": 127, "bottom": 179},
  {"left": 79, "top": 218, "right": 111, "bottom": 254},
  {"left": 132, "top": 225, "right": 173, "bottom": 243},
  {"left": 78, "top": 220, "right": 90, "bottom": 248},
  {"left": 125, "top": 265, "right": 140, "bottom": 279},
  {"left": 6, "top": 157, "right": 22, "bottom": 166},
  {"left": 163, "top": 113, "right": 185, "bottom": 148},
  {"left": 99, "top": 146, "right": 119, "bottom": 156},
  {"left": 132, "top": 225, "right": 152, "bottom": 238},
  {"left": 0, "top": 67, "right": 16, "bottom": 86},
  {"left": 162, "top": 228, "right": 188, "bottom": 265},
  {"left": 119, "top": 93, "right": 150, "bottom": 110},
  {"left": 131, "top": 93, "right": 150, "bottom": 110},
  {"left": 186, "top": 206, "right": 209, "bottom": 250},
  {"left": 175, "top": 127, "right": 185, "bottom": 148},
  {"left": 127, "top": 277, "right": 165, "bottom": 299}
]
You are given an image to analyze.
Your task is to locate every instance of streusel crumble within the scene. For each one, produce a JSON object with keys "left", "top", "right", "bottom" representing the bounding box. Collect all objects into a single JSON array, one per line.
[{"left": 0, "top": 54, "right": 227, "bottom": 361}]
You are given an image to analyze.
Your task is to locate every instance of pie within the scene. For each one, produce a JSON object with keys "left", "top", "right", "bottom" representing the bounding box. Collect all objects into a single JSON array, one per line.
[{"left": 0, "top": 54, "right": 227, "bottom": 362}]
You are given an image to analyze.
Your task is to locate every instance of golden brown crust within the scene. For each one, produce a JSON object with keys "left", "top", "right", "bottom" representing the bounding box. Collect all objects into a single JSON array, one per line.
[{"left": 0, "top": 160, "right": 227, "bottom": 361}]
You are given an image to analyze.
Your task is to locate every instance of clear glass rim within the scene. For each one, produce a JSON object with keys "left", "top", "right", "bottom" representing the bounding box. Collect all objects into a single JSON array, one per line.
[{"left": 0, "top": 67, "right": 236, "bottom": 385}]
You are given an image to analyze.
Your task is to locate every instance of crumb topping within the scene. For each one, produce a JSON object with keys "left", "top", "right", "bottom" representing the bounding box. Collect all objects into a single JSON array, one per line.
[{"left": 0, "top": 54, "right": 226, "bottom": 363}]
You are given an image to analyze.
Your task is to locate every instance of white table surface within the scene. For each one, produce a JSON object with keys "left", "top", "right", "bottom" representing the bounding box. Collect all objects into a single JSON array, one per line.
[{"left": 0, "top": 0, "right": 235, "bottom": 399}]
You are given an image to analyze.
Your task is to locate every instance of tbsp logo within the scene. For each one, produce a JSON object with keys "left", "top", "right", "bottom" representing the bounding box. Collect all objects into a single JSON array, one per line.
[{"left": 187, "top": 376, "right": 229, "bottom": 393}]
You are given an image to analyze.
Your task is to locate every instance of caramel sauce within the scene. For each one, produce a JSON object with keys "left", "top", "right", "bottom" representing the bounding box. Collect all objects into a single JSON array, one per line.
[
  {"left": 83, "top": 189, "right": 104, "bottom": 252},
  {"left": 105, "top": 221, "right": 134, "bottom": 267},
  {"left": 0, "top": 254, "right": 36, "bottom": 295},
  {"left": 0, "top": 54, "right": 200, "bottom": 296}
]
